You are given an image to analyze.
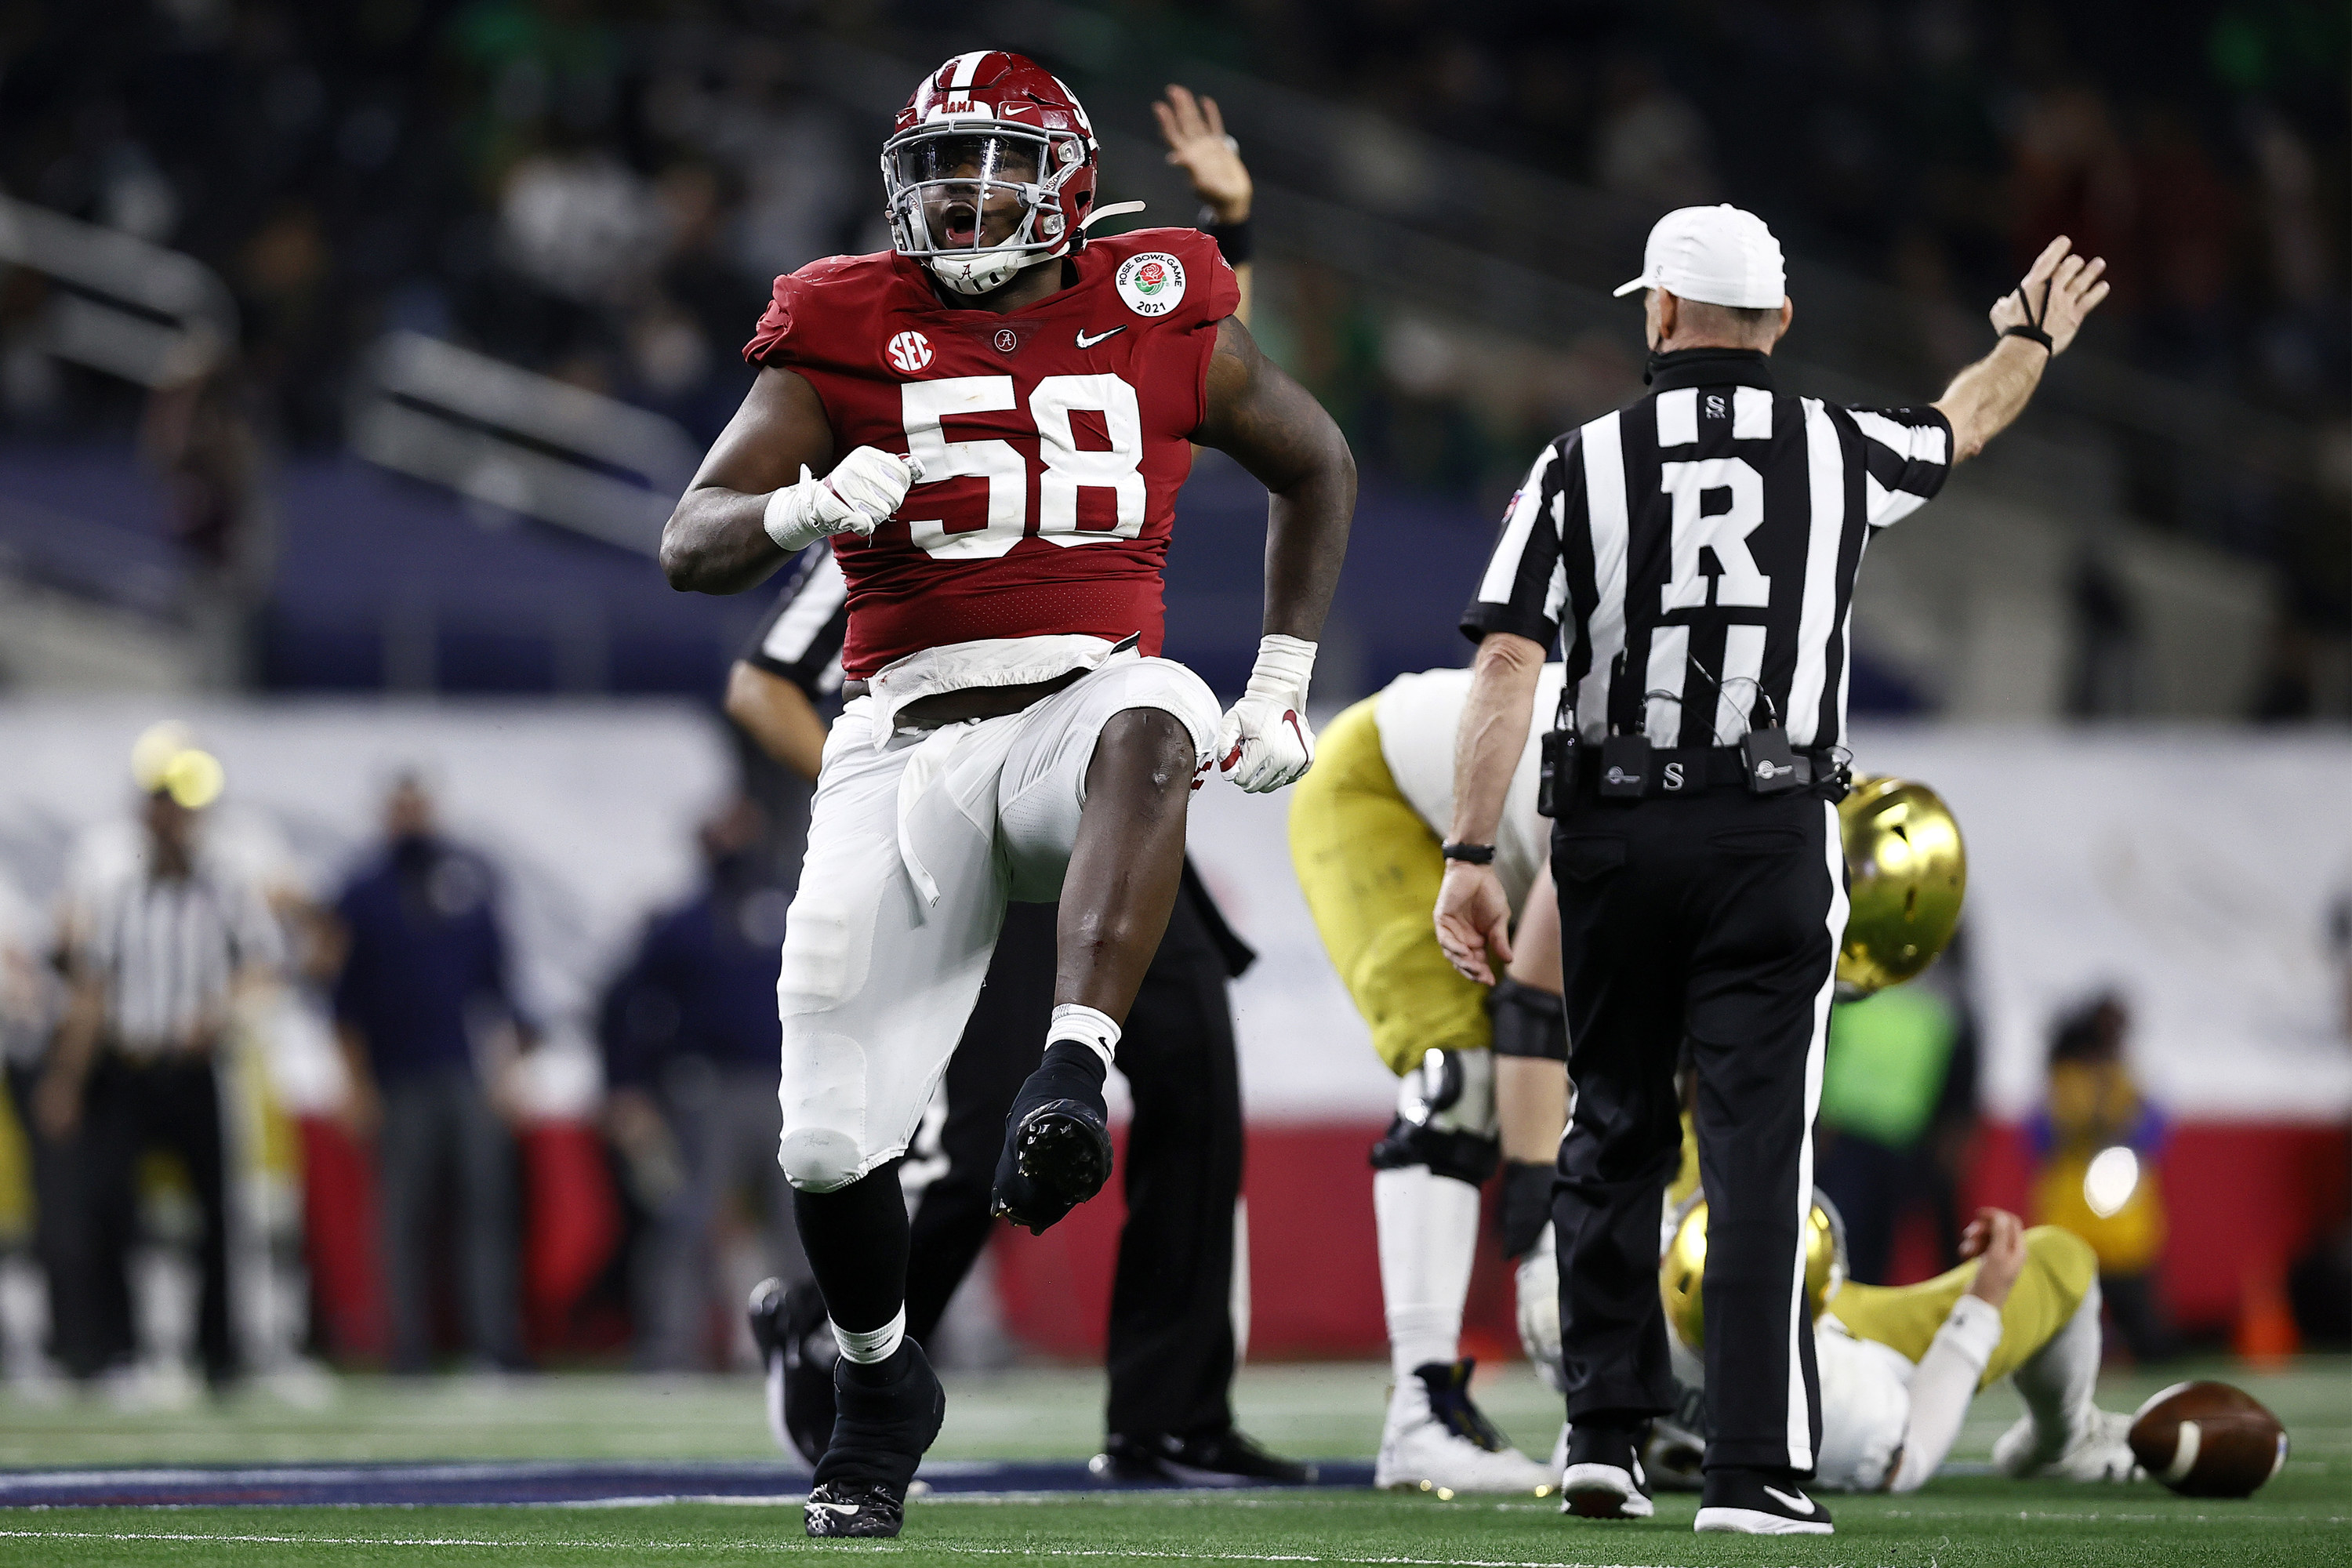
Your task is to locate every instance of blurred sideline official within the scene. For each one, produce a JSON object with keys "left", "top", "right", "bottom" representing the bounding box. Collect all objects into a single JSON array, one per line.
[
  {"left": 1437, "top": 207, "right": 2108, "bottom": 1534},
  {"left": 599, "top": 797, "right": 805, "bottom": 1371},
  {"left": 330, "top": 775, "right": 531, "bottom": 1374},
  {"left": 34, "top": 771, "right": 281, "bottom": 1388}
]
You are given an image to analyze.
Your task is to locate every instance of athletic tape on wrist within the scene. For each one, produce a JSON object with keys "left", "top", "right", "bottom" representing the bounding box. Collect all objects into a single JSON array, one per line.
[{"left": 1048, "top": 1003, "right": 1120, "bottom": 1074}]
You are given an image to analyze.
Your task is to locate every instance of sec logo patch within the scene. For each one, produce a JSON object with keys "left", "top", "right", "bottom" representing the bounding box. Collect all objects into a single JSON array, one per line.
[
  {"left": 1115, "top": 252, "right": 1186, "bottom": 318},
  {"left": 885, "top": 331, "right": 933, "bottom": 373}
]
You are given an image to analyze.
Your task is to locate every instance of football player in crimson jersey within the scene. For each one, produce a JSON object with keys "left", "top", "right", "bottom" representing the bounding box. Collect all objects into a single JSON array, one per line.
[{"left": 659, "top": 52, "right": 1354, "bottom": 1538}]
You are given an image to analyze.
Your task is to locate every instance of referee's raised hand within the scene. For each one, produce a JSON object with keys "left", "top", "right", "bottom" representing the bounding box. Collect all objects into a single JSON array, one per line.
[
  {"left": 1991, "top": 235, "right": 2109, "bottom": 357},
  {"left": 1936, "top": 234, "right": 2112, "bottom": 460}
]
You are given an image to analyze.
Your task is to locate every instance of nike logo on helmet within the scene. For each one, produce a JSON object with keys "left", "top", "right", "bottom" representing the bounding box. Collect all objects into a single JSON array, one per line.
[
  {"left": 1762, "top": 1485, "right": 1816, "bottom": 1515},
  {"left": 1076, "top": 326, "right": 1125, "bottom": 349}
]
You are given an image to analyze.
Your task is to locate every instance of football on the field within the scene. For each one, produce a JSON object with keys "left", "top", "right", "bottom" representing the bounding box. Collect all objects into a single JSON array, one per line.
[{"left": 2127, "top": 1381, "right": 2288, "bottom": 1497}]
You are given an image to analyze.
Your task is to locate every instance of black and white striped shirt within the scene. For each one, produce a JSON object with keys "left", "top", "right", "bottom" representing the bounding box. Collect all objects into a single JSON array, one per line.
[
  {"left": 740, "top": 544, "right": 849, "bottom": 702},
  {"left": 80, "top": 859, "right": 282, "bottom": 1056},
  {"left": 1462, "top": 350, "right": 1950, "bottom": 752}
]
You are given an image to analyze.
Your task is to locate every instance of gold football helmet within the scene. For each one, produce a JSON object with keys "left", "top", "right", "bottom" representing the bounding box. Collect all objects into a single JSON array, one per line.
[
  {"left": 1661, "top": 1192, "right": 1847, "bottom": 1351},
  {"left": 1836, "top": 774, "right": 1965, "bottom": 996}
]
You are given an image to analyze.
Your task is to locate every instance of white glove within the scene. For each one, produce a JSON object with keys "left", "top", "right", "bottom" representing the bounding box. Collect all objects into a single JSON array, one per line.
[
  {"left": 1215, "top": 634, "right": 1316, "bottom": 793},
  {"left": 762, "top": 446, "right": 924, "bottom": 553}
]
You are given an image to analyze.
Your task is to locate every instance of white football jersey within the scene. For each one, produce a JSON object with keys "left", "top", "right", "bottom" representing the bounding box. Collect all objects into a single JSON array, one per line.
[
  {"left": 1812, "top": 1319, "right": 1914, "bottom": 1492},
  {"left": 1374, "top": 663, "right": 1567, "bottom": 916}
]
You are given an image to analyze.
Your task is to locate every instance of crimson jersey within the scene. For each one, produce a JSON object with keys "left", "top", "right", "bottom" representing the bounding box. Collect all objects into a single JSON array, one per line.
[{"left": 743, "top": 227, "right": 1241, "bottom": 681}]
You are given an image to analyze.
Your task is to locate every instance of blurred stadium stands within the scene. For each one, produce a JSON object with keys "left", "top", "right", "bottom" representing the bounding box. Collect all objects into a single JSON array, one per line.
[{"left": 0, "top": 1, "right": 2342, "bottom": 714}]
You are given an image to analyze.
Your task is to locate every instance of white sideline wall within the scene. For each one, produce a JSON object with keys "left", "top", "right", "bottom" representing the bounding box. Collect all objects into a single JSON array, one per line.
[{"left": 0, "top": 701, "right": 2344, "bottom": 1126}]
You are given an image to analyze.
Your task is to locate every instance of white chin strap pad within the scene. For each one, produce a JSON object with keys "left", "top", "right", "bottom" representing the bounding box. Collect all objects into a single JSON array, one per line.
[{"left": 928, "top": 245, "right": 1058, "bottom": 296}]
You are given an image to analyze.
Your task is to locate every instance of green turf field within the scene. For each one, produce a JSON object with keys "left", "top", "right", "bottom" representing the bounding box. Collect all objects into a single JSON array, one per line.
[{"left": 0, "top": 1357, "right": 2343, "bottom": 1566}]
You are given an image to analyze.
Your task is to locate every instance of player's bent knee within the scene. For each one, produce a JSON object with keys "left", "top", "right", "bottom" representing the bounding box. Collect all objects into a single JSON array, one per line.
[
  {"left": 1490, "top": 978, "right": 1569, "bottom": 1060},
  {"left": 1370, "top": 1050, "right": 1501, "bottom": 1185},
  {"left": 1093, "top": 705, "right": 1200, "bottom": 793},
  {"left": 777, "top": 1127, "right": 867, "bottom": 1192}
]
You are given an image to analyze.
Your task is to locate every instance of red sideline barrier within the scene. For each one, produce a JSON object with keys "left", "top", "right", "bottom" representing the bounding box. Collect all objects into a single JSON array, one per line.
[
  {"left": 297, "top": 1116, "right": 388, "bottom": 1359},
  {"left": 298, "top": 1116, "right": 623, "bottom": 1363},
  {"left": 300, "top": 1114, "right": 2343, "bottom": 1360},
  {"left": 994, "top": 1119, "right": 2350, "bottom": 1357},
  {"left": 1963, "top": 1120, "right": 2348, "bottom": 1330},
  {"left": 993, "top": 1123, "right": 1519, "bottom": 1359}
]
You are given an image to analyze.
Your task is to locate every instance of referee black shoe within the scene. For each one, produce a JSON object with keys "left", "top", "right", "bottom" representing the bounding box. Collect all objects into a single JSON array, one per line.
[
  {"left": 748, "top": 1278, "right": 835, "bottom": 1467},
  {"left": 1559, "top": 1423, "right": 1654, "bottom": 1519},
  {"left": 990, "top": 1040, "right": 1113, "bottom": 1235},
  {"left": 803, "top": 1340, "right": 946, "bottom": 1539},
  {"left": 1091, "top": 1428, "right": 1318, "bottom": 1487},
  {"left": 1693, "top": 1467, "right": 1834, "bottom": 1535}
]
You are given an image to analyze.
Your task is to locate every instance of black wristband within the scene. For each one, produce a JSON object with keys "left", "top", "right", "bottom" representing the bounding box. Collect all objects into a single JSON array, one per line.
[
  {"left": 2002, "top": 324, "right": 2053, "bottom": 353},
  {"left": 1441, "top": 843, "right": 1495, "bottom": 865},
  {"left": 1198, "top": 207, "right": 1254, "bottom": 267}
]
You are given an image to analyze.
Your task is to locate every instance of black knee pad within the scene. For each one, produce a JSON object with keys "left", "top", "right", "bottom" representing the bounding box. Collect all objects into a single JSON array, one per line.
[
  {"left": 1368, "top": 1116, "right": 1501, "bottom": 1186},
  {"left": 1489, "top": 978, "right": 1567, "bottom": 1061}
]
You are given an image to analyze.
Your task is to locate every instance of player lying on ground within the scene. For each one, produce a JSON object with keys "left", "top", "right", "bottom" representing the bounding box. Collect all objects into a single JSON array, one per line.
[
  {"left": 660, "top": 51, "right": 1353, "bottom": 1539},
  {"left": 1523, "top": 1194, "right": 2139, "bottom": 1493},
  {"left": 1668, "top": 1204, "right": 2136, "bottom": 1491},
  {"left": 1290, "top": 663, "right": 1575, "bottom": 1494}
]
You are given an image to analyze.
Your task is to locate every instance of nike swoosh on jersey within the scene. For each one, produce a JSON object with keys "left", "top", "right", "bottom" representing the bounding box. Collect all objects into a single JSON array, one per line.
[
  {"left": 1075, "top": 327, "right": 1126, "bottom": 349},
  {"left": 1762, "top": 1486, "right": 1816, "bottom": 1514}
]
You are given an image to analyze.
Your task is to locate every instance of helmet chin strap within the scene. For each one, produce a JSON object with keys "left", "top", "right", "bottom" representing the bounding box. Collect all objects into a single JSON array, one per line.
[
  {"left": 927, "top": 249, "right": 1039, "bottom": 296},
  {"left": 926, "top": 199, "right": 1149, "bottom": 296}
]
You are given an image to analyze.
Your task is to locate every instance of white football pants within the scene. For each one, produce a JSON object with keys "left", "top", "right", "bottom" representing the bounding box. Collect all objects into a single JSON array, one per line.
[{"left": 775, "top": 654, "right": 1219, "bottom": 1192}]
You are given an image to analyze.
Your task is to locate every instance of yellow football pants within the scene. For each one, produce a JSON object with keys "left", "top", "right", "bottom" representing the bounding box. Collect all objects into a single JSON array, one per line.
[
  {"left": 1828, "top": 1225, "right": 2097, "bottom": 1390},
  {"left": 1289, "top": 698, "right": 1490, "bottom": 1076}
]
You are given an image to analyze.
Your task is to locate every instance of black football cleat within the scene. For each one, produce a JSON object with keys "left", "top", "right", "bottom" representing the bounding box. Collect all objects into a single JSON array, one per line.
[
  {"left": 1559, "top": 1423, "right": 1654, "bottom": 1519},
  {"left": 990, "top": 1041, "right": 1113, "bottom": 1235},
  {"left": 1091, "top": 1428, "right": 1318, "bottom": 1487},
  {"left": 803, "top": 1339, "right": 946, "bottom": 1539},
  {"left": 1693, "top": 1466, "right": 1833, "bottom": 1534},
  {"left": 749, "top": 1277, "right": 836, "bottom": 1467}
]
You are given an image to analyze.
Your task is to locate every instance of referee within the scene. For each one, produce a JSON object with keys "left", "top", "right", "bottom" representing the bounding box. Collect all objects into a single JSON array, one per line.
[
  {"left": 726, "top": 543, "right": 1307, "bottom": 1486},
  {"left": 1433, "top": 206, "right": 2107, "bottom": 1535},
  {"left": 34, "top": 765, "right": 283, "bottom": 1388}
]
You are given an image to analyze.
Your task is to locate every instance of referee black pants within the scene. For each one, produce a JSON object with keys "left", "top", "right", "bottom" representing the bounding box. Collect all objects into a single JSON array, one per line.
[
  {"left": 904, "top": 884, "right": 1245, "bottom": 1443},
  {"left": 1548, "top": 786, "right": 1844, "bottom": 1475},
  {"left": 74, "top": 1053, "right": 238, "bottom": 1384}
]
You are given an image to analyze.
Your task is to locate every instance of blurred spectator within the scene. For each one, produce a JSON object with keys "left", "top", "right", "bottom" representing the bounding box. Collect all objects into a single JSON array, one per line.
[
  {"left": 497, "top": 147, "right": 661, "bottom": 305},
  {"left": 0, "top": 869, "right": 59, "bottom": 1381},
  {"left": 2029, "top": 992, "right": 2172, "bottom": 1362},
  {"left": 598, "top": 795, "right": 800, "bottom": 1371},
  {"left": 2064, "top": 549, "right": 2141, "bottom": 717},
  {"left": 330, "top": 774, "right": 531, "bottom": 1374},
  {"left": 1813, "top": 933, "right": 1982, "bottom": 1284},
  {"left": 32, "top": 779, "right": 281, "bottom": 1389},
  {"left": 1593, "top": 56, "right": 1718, "bottom": 206}
]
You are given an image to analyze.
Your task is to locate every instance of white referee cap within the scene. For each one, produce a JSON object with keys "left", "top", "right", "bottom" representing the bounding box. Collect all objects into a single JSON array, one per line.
[{"left": 1613, "top": 205, "right": 1786, "bottom": 310}]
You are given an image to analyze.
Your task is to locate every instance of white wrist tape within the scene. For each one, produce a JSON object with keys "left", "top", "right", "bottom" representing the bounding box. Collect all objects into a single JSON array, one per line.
[
  {"left": 762, "top": 466, "right": 844, "bottom": 554},
  {"left": 1244, "top": 634, "right": 1316, "bottom": 703}
]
